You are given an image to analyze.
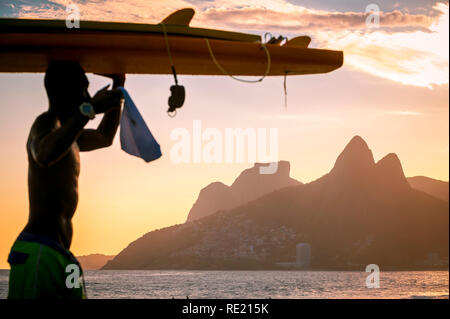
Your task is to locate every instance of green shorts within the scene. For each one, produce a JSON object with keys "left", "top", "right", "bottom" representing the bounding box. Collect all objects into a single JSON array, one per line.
[{"left": 7, "top": 231, "right": 86, "bottom": 299}]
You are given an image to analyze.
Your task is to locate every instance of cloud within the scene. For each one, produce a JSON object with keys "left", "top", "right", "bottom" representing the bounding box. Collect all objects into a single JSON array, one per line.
[
  {"left": 318, "top": 3, "right": 449, "bottom": 88},
  {"left": 8, "top": 0, "right": 442, "bottom": 31},
  {"left": 195, "top": 5, "right": 436, "bottom": 32},
  {"left": 383, "top": 111, "right": 423, "bottom": 116},
  {"left": 9, "top": 0, "right": 191, "bottom": 21}
]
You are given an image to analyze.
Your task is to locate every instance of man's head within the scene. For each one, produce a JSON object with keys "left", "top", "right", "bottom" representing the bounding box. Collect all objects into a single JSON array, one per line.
[{"left": 44, "top": 61, "right": 90, "bottom": 120}]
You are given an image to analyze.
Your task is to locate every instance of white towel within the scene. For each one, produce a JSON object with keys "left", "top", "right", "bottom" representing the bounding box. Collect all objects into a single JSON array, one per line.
[{"left": 118, "top": 87, "right": 162, "bottom": 162}]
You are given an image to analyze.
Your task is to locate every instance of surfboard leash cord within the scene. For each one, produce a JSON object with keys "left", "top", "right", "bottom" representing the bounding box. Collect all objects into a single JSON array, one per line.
[
  {"left": 160, "top": 23, "right": 186, "bottom": 117},
  {"left": 159, "top": 24, "right": 285, "bottom": 109},
  {"left": 159, "top": 23, "right": 179, "bottom": 85},
  {"left": 159, "top": 22, "right": 271, "bottom": 83},
  {"left": 204, "top": 38, "right": 271, "bottom": 83}
]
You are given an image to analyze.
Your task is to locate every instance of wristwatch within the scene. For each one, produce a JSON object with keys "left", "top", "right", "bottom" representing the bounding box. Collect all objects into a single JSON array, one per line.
[{"left": 79, "top": 102, "right": 95, "bottom": 120}]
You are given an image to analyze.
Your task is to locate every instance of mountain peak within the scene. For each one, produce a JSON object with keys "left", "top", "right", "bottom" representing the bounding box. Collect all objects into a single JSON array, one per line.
[
  {"left": 343, "top": 136, "right": 372, "bottom": 155},
  {"left": 187, "top": 161, "right": 301, "bottom": 222},
  {"left": 348, "top": 135, "right": 369, "bottom": 147},
  {"left": 374, "top": 153, "right": 410, "bottom": 190},
  {"left": 376, "top": 153, "right": 403, "bottom": 174},
  {"left": 233, "top": 160, "right": 291, "bottom": 187},
  {"left": 330, "top": 136, "right": 375, "bottom": 178},
  {"left": 377, "top": 152, "right": 401, "bottom": 165}
]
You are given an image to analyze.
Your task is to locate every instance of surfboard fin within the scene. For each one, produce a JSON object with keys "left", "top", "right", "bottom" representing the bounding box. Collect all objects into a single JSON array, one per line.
[
  {"left": 284, "top": 36, "right": 311, "bottom": 48},
  {"left": 161, "top": 8, "right": 195, "bottom": 26}
]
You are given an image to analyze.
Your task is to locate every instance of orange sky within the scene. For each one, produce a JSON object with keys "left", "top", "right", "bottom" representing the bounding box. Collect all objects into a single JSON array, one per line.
[{"left": 0, "top": 0, "right": 448, "bottom": 269}]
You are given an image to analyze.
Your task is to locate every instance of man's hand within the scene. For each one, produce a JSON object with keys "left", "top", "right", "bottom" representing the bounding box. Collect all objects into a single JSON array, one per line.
[
  {"left": 90, "top": 85, "right": 123, "bottom": 114},
  {"left": 95, "top": 73, "right": 126, "bottom": 88},
  {"left": 78, "top": 73, "right": 126, "bottom": 151}
]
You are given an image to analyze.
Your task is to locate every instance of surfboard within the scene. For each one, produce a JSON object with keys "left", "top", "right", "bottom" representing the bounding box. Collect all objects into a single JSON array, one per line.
[{"left": 0, "top": 8, "right": 343, "bottom": 76}]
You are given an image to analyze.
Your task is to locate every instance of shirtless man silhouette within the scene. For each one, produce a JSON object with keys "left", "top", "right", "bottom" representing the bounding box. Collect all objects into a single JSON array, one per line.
[{"left": 8, "top": 61, "right": 124, "bottom": 299}]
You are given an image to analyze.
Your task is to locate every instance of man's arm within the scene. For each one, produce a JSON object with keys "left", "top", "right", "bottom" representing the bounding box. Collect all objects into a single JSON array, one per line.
[
  {"left": 30, "top": 86, "right": 123, "bottom": 167},
  {"left": 29, "top": 112, "right": 89, "bottom": 168},
  {"left": 78, "top": 74, "right": 125, "bottom": 152},
  {"left": 77, "top": 108, "right": 121, "bottom": 151}
]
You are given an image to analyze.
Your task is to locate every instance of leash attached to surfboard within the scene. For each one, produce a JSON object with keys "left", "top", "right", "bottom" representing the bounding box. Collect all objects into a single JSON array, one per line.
[
  {"left": 160, "top": 21, "right": 274, "bottom": 116},
  {"left": 160, "top": 23, "right": 185, "bottom": 117}
]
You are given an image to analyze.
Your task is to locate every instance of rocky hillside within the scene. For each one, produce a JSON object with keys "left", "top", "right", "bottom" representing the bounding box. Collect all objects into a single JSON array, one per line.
[
  {"left": 187, "top": 160, "right": 301, "bottom": 222},
  {"left": 104, "top": 136, "right": 449, "bottom": 270},
  {"left": 407, "top": 176, "right": 449, "bottom": 202}
]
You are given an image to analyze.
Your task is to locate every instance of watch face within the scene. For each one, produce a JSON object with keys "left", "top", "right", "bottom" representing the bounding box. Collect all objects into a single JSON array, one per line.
[{"left": 81, "top": 103, "right": 94, "bottom": 118}]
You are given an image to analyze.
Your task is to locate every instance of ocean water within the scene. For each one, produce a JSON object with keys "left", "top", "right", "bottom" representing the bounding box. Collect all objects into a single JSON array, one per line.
[{"left": 0, "top": 270, "right": 448, "bottom": 299}]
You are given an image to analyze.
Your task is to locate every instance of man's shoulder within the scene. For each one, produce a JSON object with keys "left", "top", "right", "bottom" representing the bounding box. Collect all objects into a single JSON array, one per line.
[
  {"left": 27, "top": 112, "right": 57, "bottom": 146},
  {"left": 30, "top": 111, "right": 57, "bottom": 131},
  {"left": 34, "top": 111, "right": 56, "bottom": 123}
]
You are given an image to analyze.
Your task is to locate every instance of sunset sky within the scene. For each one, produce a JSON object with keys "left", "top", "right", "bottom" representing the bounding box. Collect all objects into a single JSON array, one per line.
[{"left": 0, "top": 0, "right": 448, "bottom": 269}]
